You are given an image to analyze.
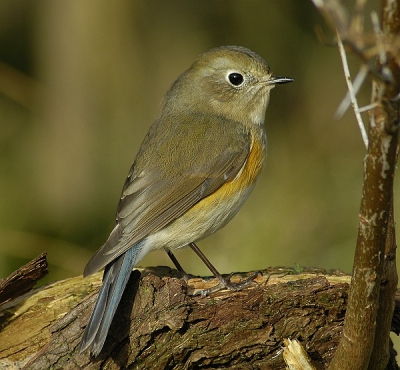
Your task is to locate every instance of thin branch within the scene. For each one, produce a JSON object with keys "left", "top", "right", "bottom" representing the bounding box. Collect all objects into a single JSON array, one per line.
[
  {"left": 358, "top": 102, "right": 379, "bottom": 113},
  {"left": 335, "top": 66, "right": 367, "bottom": 119},
  {"left": 312, "top": 0, "right": 350, "bottom": 38},
  {"left": 335, "top": 65, "right": 369, "bottom": 120},
  {"left": 312, "top": 1, "right": 399, "bottom": 369},
  {"left": 336, "top": 36, "right": 369, "bottom": 148}
]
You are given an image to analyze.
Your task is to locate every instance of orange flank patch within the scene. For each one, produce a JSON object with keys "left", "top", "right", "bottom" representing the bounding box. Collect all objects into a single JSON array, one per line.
[
  {"left": 231, "top": 134, "right": 266, "bottom": 190},
  {"left": 195, "top": 133, "right": 266, "bottom": 209}
]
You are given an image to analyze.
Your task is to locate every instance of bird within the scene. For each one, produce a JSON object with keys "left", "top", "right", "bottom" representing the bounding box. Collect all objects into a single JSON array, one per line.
[{"left": 79, "top": 45, "right": 293, "bottom": 356}]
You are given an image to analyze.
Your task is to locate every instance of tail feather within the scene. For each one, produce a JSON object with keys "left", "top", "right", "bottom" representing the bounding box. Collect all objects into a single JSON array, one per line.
[{"left": 80, "top": 244, "right": 141, "bottom": 356}]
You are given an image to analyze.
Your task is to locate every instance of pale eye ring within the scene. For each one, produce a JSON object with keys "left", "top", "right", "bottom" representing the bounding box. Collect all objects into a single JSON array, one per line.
[{"left": 227, "top": 72, "right": 244, "bottom": 86}]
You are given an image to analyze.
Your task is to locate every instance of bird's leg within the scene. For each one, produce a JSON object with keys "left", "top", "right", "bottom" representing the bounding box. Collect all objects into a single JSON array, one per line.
[
  {"left": 188, "top": 242, "right": 259, "bottom": 295},
  {"left": 165, "top": 247, "right": 190, "bottom": 282}
]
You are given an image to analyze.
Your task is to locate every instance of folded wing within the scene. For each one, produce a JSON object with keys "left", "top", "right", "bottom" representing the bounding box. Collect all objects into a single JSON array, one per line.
[{"left": 84, "top": 114, "right": 251, "bottom": 276}]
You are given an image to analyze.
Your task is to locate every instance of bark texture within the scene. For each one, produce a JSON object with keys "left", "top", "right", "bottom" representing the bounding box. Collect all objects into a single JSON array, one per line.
[
  {"left": 1, "top": 265, "right": 398, "bottom": 370},
  {"left": 311, "top": 1, "right": 400, "bottom": 369},
  {"left": 0, "top": 252, "right": 48, "bottom": 306}
]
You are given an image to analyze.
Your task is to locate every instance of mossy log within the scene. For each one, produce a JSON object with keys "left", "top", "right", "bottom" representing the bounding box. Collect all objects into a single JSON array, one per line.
[{"left": 0, "top": 265, "right": 399, "bottom": 369}]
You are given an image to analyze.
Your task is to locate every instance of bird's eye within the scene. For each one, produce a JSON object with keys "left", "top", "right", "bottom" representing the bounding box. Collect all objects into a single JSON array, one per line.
[{"left": 228, "top": 72, "right": 244, "bottom": 86}]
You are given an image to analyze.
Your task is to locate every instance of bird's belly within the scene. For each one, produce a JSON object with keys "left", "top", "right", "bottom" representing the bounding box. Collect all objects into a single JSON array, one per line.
[{"left": 146, "top": 183, "right": 257, "bottom": 250}]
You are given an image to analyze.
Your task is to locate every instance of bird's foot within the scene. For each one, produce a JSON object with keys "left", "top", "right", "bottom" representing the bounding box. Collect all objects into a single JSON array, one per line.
[{"left": 193, "top": 271, "right": 260, "bottom": 296}]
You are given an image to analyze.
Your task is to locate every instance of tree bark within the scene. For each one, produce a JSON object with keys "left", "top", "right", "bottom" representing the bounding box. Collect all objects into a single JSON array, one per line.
[
  {"left": 0, "top": 266, "right": 399, "bottom": 369},
  {"left": 0, "top": 252, "right": 48, "bottom": 306},
  {"left": 310, "top": 1, "right": 400, "bottom": 369}
]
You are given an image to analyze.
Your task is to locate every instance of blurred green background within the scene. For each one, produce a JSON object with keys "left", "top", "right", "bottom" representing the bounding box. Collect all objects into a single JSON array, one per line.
[{"left": 1, "top": 0, "right": 398, "bottom": 348}]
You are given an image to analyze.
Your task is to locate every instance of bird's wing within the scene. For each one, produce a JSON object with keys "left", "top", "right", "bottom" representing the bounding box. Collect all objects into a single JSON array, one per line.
[{"left": 84, "top": 114, "right": 251, "bottom": 276}]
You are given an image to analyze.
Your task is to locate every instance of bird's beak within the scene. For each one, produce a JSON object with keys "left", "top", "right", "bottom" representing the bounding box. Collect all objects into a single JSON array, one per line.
[{"left": 268, "top": 75, "right": 294, "bottom": 85}]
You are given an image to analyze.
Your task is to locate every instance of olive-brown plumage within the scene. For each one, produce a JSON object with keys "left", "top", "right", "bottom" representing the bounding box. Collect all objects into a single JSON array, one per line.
[{"left": 80, "top": 46, "right": 293, "bottom": 356}]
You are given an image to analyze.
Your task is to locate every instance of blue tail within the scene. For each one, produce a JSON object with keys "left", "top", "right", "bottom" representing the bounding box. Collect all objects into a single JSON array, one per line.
[{"left": 79, "top": 244, "right": 141, "bottom": 356}]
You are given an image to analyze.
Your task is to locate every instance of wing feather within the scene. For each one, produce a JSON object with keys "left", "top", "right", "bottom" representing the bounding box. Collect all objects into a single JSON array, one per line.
[{"left": 84, "top": 113, "right": 251, "bottom": 275}]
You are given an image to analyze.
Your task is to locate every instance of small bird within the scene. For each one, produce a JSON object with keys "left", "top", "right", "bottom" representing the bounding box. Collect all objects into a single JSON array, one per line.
[{"left": 80, "top": 45, "right": 293, "bottom": 356}]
